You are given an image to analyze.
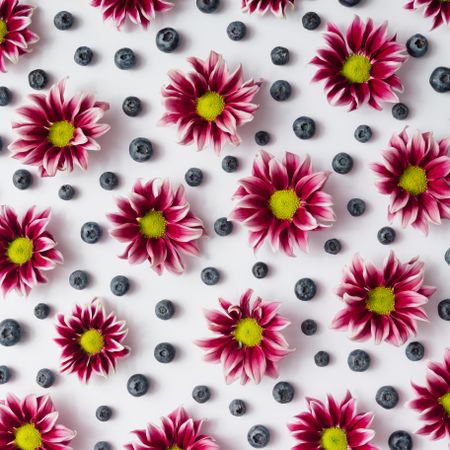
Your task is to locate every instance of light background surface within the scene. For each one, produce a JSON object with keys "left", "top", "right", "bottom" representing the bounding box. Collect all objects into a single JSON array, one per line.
[{"left": 0, "top": 0, "right": 449, "bottom": 449}]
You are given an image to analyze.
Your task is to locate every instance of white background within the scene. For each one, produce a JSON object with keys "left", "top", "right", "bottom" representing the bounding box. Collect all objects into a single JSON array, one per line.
[{"left": 0, "top": 0, "right": 449, "bottom": 449}]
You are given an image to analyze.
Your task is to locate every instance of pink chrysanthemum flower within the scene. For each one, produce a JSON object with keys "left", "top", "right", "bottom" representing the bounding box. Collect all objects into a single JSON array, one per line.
[
  {"left": 370, "top": 129, "right": 450, "bottom": 235},
  {"left": 231, "top": 150, "right": 335, "bottom": 255},
  {"left": 405, "top": 0, "right": 450, "bottom": 29},
  {"left": 241, "top": 0, "right": 295, "bottom": 17},
  {"left": 0, "top": 393, "right": 76, "bottom": 450},
  {"left": 310, "top": 16, "right": 407, "bottom": 111},
  {"left": 108, "top": 178, "right": 205, "bottom": 275},
  {"left": 409, "top": 348, "right": 450, "bottom": 442},
  {"left": 0, "top": 206, "right": 62, "bottom": 297},
  {"left": 9, "top": 79, "right": 110, "bottom": 177},
  {"left": 125, "top": 407, "right": 218, "bottom": 450},
  {"left": 196, "top": 289, "right": 292, "bottom": 385},
  {"left": 90, "top": 0, "right": 173, "bottom": 29},
  {"left": 159, "top": 50, "right": 262, "bottom": 154},
  {"left": 55, "top": 299, "right": 130, "bottom": 383},
  {"left": 332, "top": 251, "right": 436, "bottom": 346},
  {"left": 0, "top": 0, "right": 39, "bottom": 72},
  {"left": 288, "top": 392, "right": 378, "bottom": 450}
]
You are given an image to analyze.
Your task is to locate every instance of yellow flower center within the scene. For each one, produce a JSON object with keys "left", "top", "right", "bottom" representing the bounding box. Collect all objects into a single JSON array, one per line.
[
  {"left": 196, "top": 91, "right": 225, "bottom": 122},
  {"left": 233, "top": 318, "right": 263, "bottom": 348},
  {"left": 168, "top": 447, "right": 183, "bottom": 450},
  {"left": 138, "top": 210, "right": 167, "bottom": 238},
  {"left": 366, "top": 286, "right": 396, "bottom": 315},
  {"left": 269, "top": 189, "right": 301, "bottom": 220},
  {"left": 48, "top": 120, "right": 75, "bottom": 148},
  {"left": 398, "top": 165, "right": 428, "bottom": 196},
  {"left": 341, "top": 54, "right": 372, "bottom": 84},
  {"left": 439, "top": 392, "right": 450, "bottom": 416},
  {"left": 0, "top": 19, "right": 8, "bottom": 43},
  {"left": 7, "top": 237, "right": 34, "bottom": 265},
  {"left": 14, "top": 424, "right": 42, "bottom": 450},
  {"left": 79, "top": 329, "right": 105, "bottom": 355},
  {"left": 320, "top": 427, "right": 348, "bottom": 450}
]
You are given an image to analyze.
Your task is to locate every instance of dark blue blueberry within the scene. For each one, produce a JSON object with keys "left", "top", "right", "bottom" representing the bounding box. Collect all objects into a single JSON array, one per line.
[
  {"left": 156, "top": 28, "right": 180, "bottom": 53},
  {"left": 392, "top": 103, "right": 409, "bottom": 120},
  {"left": 314, "top": 351, "right": 330, "bottom": 367},
  {"left": 36, "top": 368, "right": 55, "bottom": 388},
  {"left": 347, "top": 349, "right": 370, "bottom": 372},
  {"left": 99, "top": 171, "right": 119, "bottom": 190},
  {"left": 214, "top": 217, "right": 233, "bottom": 236},
  {"left": 438, "top": 299, "right": 450, "bottom": 321},
  {"left": 74, "top": 46, "right": 93, "bottom": 66},
  {"left": 405, "top": 341, "right": 424, "bottom": 361},
  {"left": 301, "top": 319, "right": 317, "bottom": 336},
  {"left": 252, "top": 262, "right": 268, "bottom": 279},
  {"left": 229, "top": 399, "right": 246, "bottom": 416},
  {"left": 0, "top": 86, "right": 11, "bottom": 106},
  {"left": 339, "top": 0, "right": 361, "bottom": 5},
  {"left": 185, "top": 167, "right": 203, "bottom": 186},
  {"left": 347, "top": 198, "right": 366, "bottom": 217},
  {"left": 332, "top": 152, "right": 353, "bottom": 174},
  {"left": 354, "top": 125, "right": 372, "bottom": 143},
  {"left": 255, "top": 130, "right": 270, "bottom": 146},
  {"left": 376, "top": 386, "right": 399, "bottom": 409},
  {"left": 94, "top": 441, "right": 111, "bottom": 450},
  {"left": 445, "top": 248, "right": 450, "bottom": 265},
  {"left": 69, "top": 270, "right": 89, "bottom": 290},
  {"left": 110, "top": 275, "right": 130, "bottom": 296},
  {"left": 222, "top": 155, "right": 239, "bottom": 173},
  {"left": 377, "top": 226, "right": 396, "bottom": 245},
  {"left": 270, "top": 80, "right": 292, "bottom": 101},
  {"left": 270, "top": 46, "right": 289, "bottom": 65},
  {"left": 0, "top": 365, "right": 11, "bottom": 384},
  {"left": 129, "top": 137, "right": 153, "bottom": 162},
  {"left": 201, "top": 267, "right": 220, "bottom": 285},
  {"left": 155, "top": 299, "right": 175, "bottom": 320},
  {"left": 28, "top": 69, "right": 48, "bottom": 90},
  {"left": 154, "top": 342, "right": 176, "bottom": 363},
  {"left": 0, "top": 136, "right": 3, "bottom": 151},
  {"left": 430, "top": 66, "right": 450, "bottom": 93},
  {"left": 54, "top": 11, "right": 74, "bottom": 30},
  {"left": 227, "top": 21, "right": 246, "bottom": 41},
  {"left": 302, "top": 12, "right": 321, "bottom": 30},
  {"left": 192, "top": 385, "right": 211, "bottom": 403},
  {"left": 81, "top": 222, "right": 102, "bottom": 244},
  {"left": 324, "top": 238, "right": 342, "bottom": 255},
  {"left": 272, "top": 381, "right": 295, "bottom": 403},
  {"left": 34, "top": 303, "right": 50, "bottom": 320},
  {"left": 293, "top": 116, "right": 316, "bottom": 139},
  {"left": 248, "top": 425, "right": 270, "bottom": 448},
  {"left": 0, "top": 319, "right": 22, "bottom": 347},
  {"left": 127, "top": 374, "right": 149, "bottom": 397},
  {"left": 58, "top": 184, "right": 75, "bottom": 200},
  {"left": 406, "top": 34, "right": 428, "bottom": 57},
  {"left": 13, "top": 169, "right": 33, "bottom": 190},
  {"left": 122, "top": 96, "right": 142, "bottom": 117},
  {"left": 96, "top": 405, "right": 113, "bottom": 422},
  {"left": 196, "top": 0, "right": 220, "bottom": 13},
  {"left": 114, "top": 48, "right": 136, "bottom": 70},
  {"left": 294, "top": 278, "right": 316, "bottom": 301},
  {"left": 388, "top": 431, "right": 413, "bottom": 450}
]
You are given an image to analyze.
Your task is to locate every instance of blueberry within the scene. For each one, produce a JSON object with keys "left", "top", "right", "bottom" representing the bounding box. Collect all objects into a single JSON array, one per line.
[
  {"left": 58, "top": 184, "right": 75, "bottom": 200},
  {"left": 227, "top": 21, "right": 246, "bottom": 41},
  {"left": 446, "top": 248, "right": 450, "bottom": 265},
  {"left": 114, "top": 48, "right": 136, "bottom": 70},
  {"left": 301, "top": 319, "right": 317, "bottom": 336},
  {"left": 74, "top": 46, "right": 93, "bottom": 66},
  {"left": 185, "top": 167, "right": 203, "bottom": 186},
  {"left": 347, "top": 198, "right": 366, "bottom": 217},
  {"left": 255, "top": 131, "right": 270, "bottom": 146},
  {"left": 214, "top": 217, "right": 233, "bottom": 236},
  {"left": 129, "top": 137, "right": 153, "bottom": 162},
  {"left": 314, "top": 351, "right": 330, "bottom": 367},
  {"left": 438, "top": 299, "right": 450, "bottom": 321},
  {"left": 324, "top": 239, "right": 342, "bottom": 255},
  {"left": 406, "top": 34, "right": 428, "bottom": 57},
  {"left": 155, "top": 299, "right": 175, "bottom": 320},
  {"left": 229, "top": 399, "right": 246, "bottom": 416},
  {"left": 196, "top": 0, "right": 220, "bottom": 13},
  {"left": 388, "top": 431, "right": 413, "bottom": 450},
  {"left": 94, "top": 442, "right": 111, "bottom": 450},
  {"left": 247, "top": 425, "right": 270, "bottom": 448},
  {"left": 201, "top": 267, "right": 220, "bottom": 285},
  {"left": 270, "top": 46, "right": 289, "bottom": 65},
  {"left": 0, "top": 86, "right": 11, "bottom": 106},
  {"left": 156, "top": 27, "right": 180, "bottom": 53},
  {"left": 0, "top": 319, "right": 22, "bottom": 347},
  {"left": 110, "top": 275, "right": 130, "bottom": 296},
  {"left": 54, "top": 11, "right": 74, "bottom": 30},
  {"left": 405, "top": 341, "right": 424, "bottom": 361},
  {"left": 36, "top": 368, "right": 55, "bottom": 388},
  {"left": 122, "top": 96, "right": 142, "bottom": 117},
  {"left": 252, "top": 262, "right": 268, "bottom": 279},
  {"left": 99, "top": 171, "right": 119, "bottom": 190},
  {"left": 332, "top": 152, "right": 353, "bottom": 174},
  {"left": 302, "top": 12, "right": 321, "bottom": 30},
  {"left": 339, "top": 0, "right": 361, "bottom": 5},
  {"left": 272, "top": 381, "right": 295, "bottom": 403},
  {"left": 294, "top": 278, "right": 316, "bottom": 301},
  {"left": 154, "top": 342, "right": 176, "bottom": 363},
  {"left": 192, "top": 385, "right": 211, "bottom": 403},
  {"left": 430, "top": 66, "right": 450, "bottom": 93},
  {"left": 69, "top": 270, "right": 89, "bottom": 290},
  {"left": 96, "top": 405, "right": 112, "bottom": 422},
  {"left": 81, "top": 222, "right": 102, "bottom": 244},
  {"left": 347, "top": 349, "right": 370, "bottom": 372},
  {"left": 293, "top": 116, "right": 316, "bottom": 139},
  {"left": 127, "top": 374, "right": 149, "bottom": 397},
  {"left": 28, "top": 69, "right": 48, "bottom": 90},
  {"left": 0, "top": 365, "right": 11, "bottom": 384},
  {"left": 222, "top": 155, "right": 239, "bottom": 173},
  {"left": 377, "top": 226, "right": 396, "bottom": 245},
  {"left": 0, "top": 136, "right": 3, "bottom": 151},
  {"left": 13, "top": 169, "right": 33, "bottom": 190},
  {"left": 354, "top": 125, "right": 372, "bottom": 143},
  {"left": 34, "top": 303, "right": 50, "bottom": 320},
  {"left": 270, "top": 80, "right": 292, "bottom": 101},
  {"left": 376, "top": 386, "right": 399, "bottom": 409},
  {"left": 392, "top": 103, "right": 409, "bottom": 120}
]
